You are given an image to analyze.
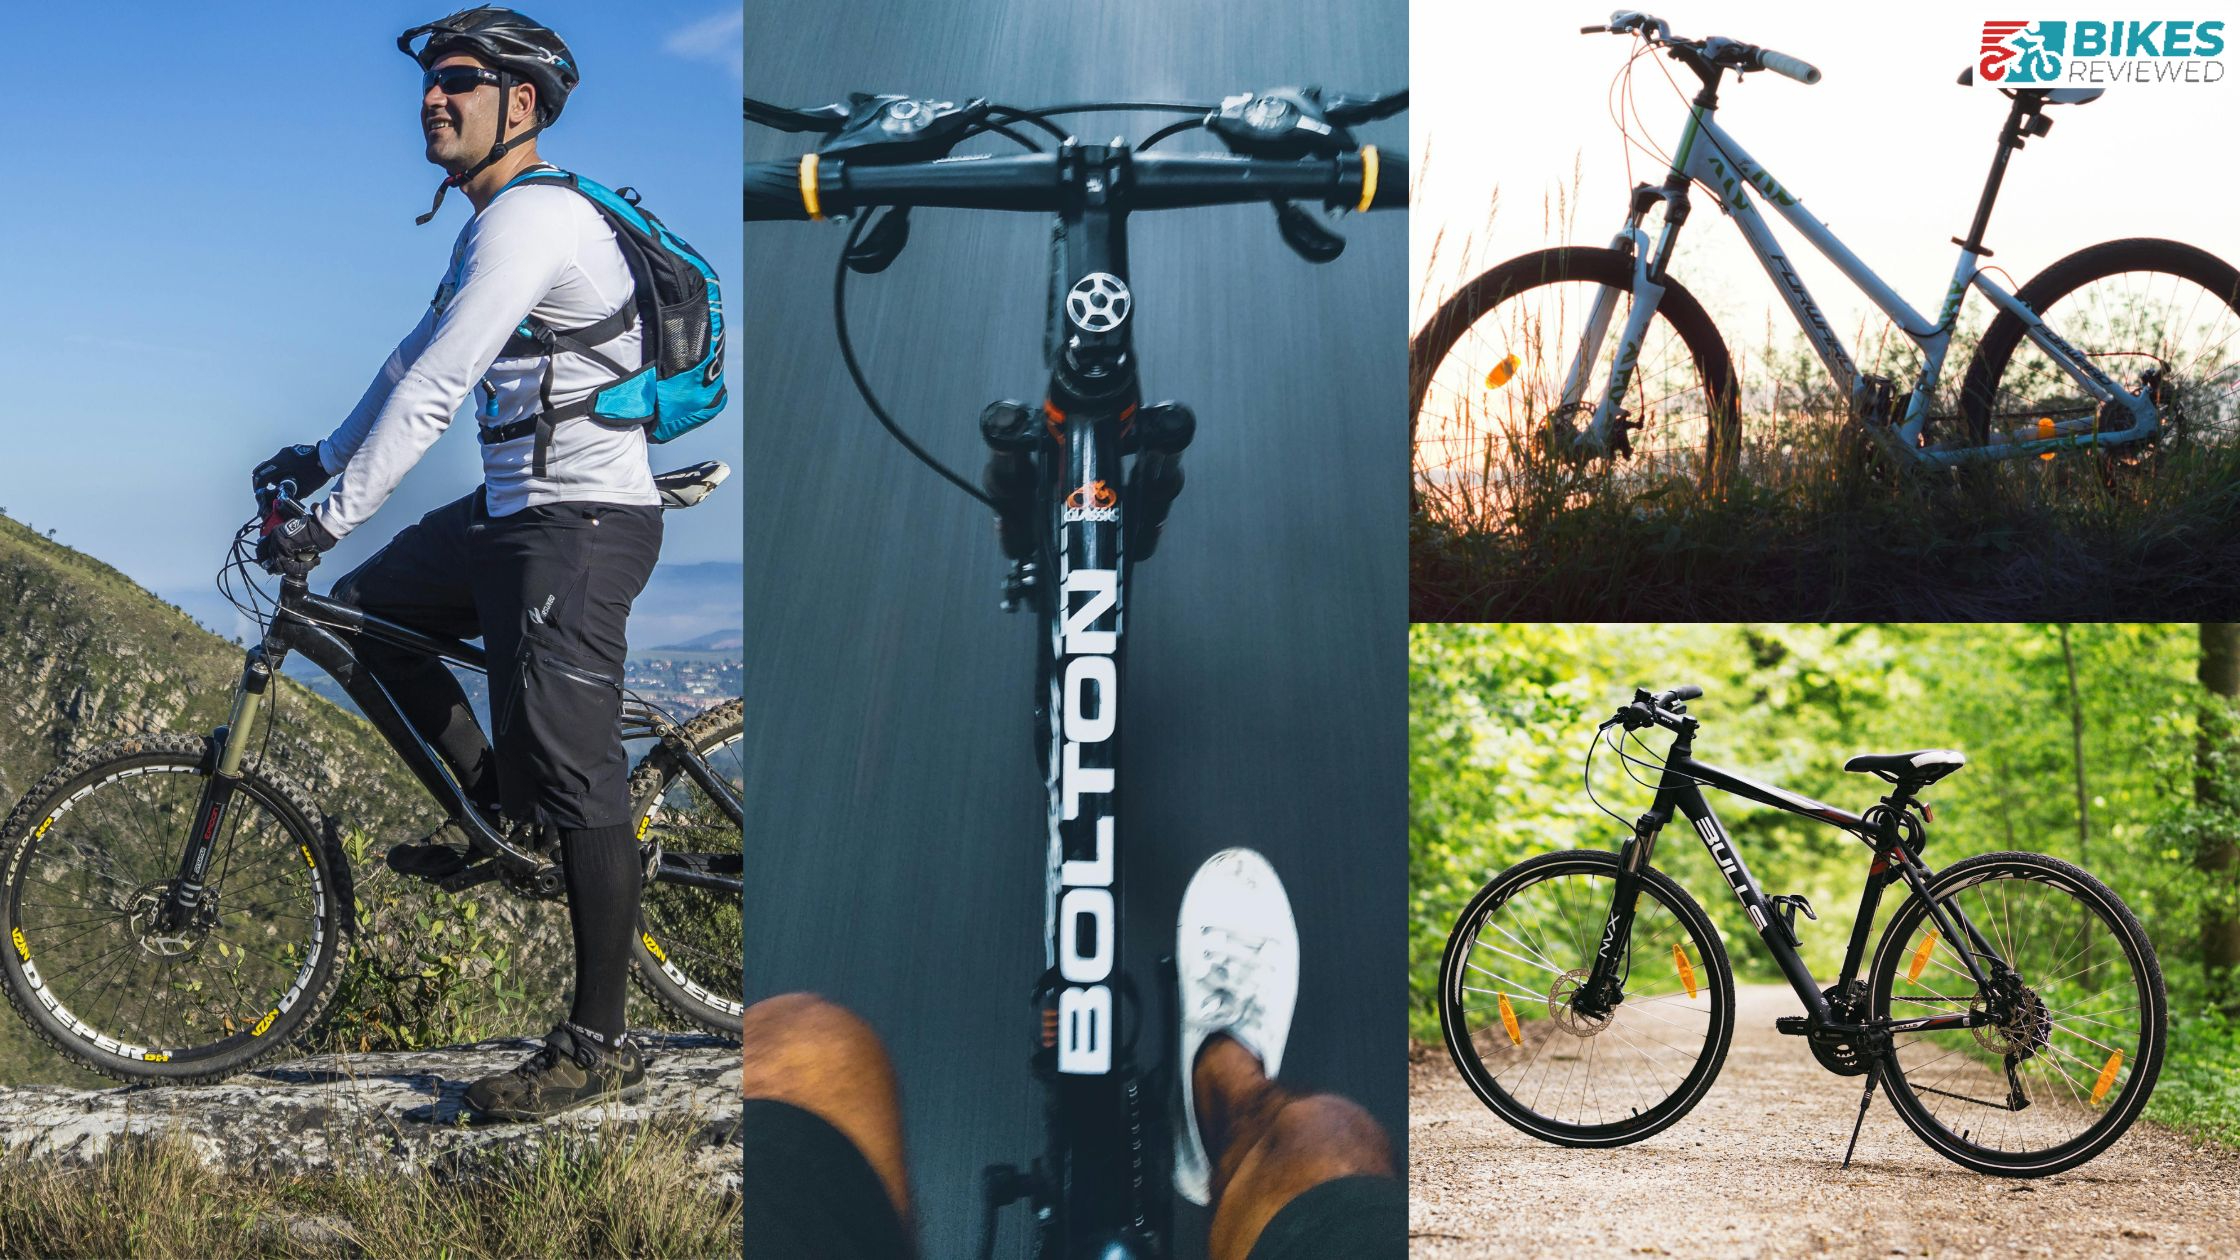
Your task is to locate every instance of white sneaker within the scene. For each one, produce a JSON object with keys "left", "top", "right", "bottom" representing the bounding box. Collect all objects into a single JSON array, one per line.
[{"left": 1173, "top": 847, "right": 1299, "bottom": 1206}]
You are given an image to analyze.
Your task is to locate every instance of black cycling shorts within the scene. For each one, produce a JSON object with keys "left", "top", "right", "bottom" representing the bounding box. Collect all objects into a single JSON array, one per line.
[
  {"left": 743, "top": 1099, "right": 1404, "bottom": 1259},
  {"left": 744, "top": 1098, "right": 913, "bottom": 1258},
  {"left": 331, "top": 489, "right": 661, "bottom": 831},
  {"left": 1246, "top": 1174, "right": 1406, "bottom": 1260}
]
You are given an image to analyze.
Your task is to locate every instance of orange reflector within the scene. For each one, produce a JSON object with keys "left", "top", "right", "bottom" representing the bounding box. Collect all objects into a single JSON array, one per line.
[
  {"left": 1907, "top": 930, "right": 1938, "bottom": 982},
  {"left": 2036, "top": 416, "right": 2056, "bottom": 460},
  {"left": 2093, "top": 1051, "right": 2123, "bottom": 1103},
  {"left": 1497, "top": 993, "right": 1522, "bottom": 1046},
  {"left": 1674, "top": 943, "right": 1698, "bottom": 999},
  {"left": 1485, "top": 353, "right": 1522, "bottom": 389}
]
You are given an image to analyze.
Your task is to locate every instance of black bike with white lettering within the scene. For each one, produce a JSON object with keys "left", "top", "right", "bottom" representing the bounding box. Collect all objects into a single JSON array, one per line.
[
  {"left": 747, "top": 86, "right": 1403, "bottom": 1259},
  {"left": 1438, "top": 686, "right": 2165, "bottom": 1176},
  {"left": 0, "top": 463, "right": 744, "bottom": 1085}
]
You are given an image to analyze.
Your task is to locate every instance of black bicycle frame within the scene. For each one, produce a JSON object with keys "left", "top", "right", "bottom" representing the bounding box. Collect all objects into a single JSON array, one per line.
[
  {"left": 1586, "top": 727, "right": 2006, "bottom": 1043},
  {"left": 158, "top": 578, "right": 741, "bottom": 931},
  {"left": 1018, "top": 140, "right": 1162, "bottom": 1260}
]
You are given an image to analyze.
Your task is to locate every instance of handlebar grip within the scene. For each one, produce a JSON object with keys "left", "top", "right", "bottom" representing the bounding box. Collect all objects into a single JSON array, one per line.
[
  {"left": 1581, "top": 24, "right": 1605, "bottom": 33},
  {"left": 1755, "top": 48, "right": 1821, "bottom": 84},
  {"left": 1366, "top": 148, "right": 1406, "bottom": 210},
  {"left": 745, "top": 159, "right": 815, "bottom": 222},
  {"left": 1661, "top": 685, "right": 1703, "bottom": 703}
]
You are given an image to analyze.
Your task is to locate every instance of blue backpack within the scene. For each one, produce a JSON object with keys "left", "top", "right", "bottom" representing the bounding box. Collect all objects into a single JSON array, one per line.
[{"left": 488, "top": 169, "right": 726, "bottom": 473}]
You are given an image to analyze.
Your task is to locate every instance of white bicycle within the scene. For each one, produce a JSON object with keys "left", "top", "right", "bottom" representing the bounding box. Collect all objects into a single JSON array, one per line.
[{"left": 1410, "top": 10, "right": 2240, "bottom": 511}]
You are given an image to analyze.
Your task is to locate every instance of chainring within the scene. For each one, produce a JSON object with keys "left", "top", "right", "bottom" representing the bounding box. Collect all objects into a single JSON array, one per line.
[{"left": 1810, "top": 980, "right": 1872, "bottom": 1077}]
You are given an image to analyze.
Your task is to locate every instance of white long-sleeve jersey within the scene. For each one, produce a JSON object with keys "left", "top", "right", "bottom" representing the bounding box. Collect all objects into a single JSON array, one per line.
[{"left": 314, "top": 173, "right": 659, "bottom": 539}]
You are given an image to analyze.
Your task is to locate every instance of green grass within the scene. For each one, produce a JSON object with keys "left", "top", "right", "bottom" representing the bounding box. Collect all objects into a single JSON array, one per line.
[
  {"left": 0, "top": 1118, "right": 740, "bottom": 1259},
  {"left": 2147, "top": 1011, "right": 2240, "bottom": 1148}
]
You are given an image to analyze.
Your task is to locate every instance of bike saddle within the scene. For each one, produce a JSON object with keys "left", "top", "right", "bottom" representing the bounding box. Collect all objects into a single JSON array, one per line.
[
  {"left": 1843, "top": 749, "right": 1966, "bottom": 784},
  {"left": 1954, "top": 66, "right": 2106, "bottom": 104},
  {"left": 654, "top": 460, "right": 730, "bottom": 509}
]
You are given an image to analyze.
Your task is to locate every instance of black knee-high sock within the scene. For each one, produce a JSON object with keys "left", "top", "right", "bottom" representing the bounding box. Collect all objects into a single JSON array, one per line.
[{"left": 560, "top": 823, "right": 641, "bottom": 1045}]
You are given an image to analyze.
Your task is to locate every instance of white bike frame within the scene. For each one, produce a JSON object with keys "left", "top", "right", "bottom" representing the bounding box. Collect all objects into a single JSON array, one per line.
[{"left": 1567, "top": 101, "right": 2160, "bottom": 465}]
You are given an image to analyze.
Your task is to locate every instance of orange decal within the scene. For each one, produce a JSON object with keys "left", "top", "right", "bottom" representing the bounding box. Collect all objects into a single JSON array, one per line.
[{"left": 1065, "top": 481, "right": 1118, "bottom": 511}]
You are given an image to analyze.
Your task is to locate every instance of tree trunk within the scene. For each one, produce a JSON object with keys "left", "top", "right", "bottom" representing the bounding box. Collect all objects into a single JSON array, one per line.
[
  {"left": 2199, "top": 624, "right": 2240, "bottom": 1013},
  {"left": 2059, "top": 626, "right": 2088, "bottom": 868}
]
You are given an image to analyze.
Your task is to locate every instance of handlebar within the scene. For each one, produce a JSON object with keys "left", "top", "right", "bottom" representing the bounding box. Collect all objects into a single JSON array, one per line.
[
  {"left": 1585, "top": 11, "right": 1821, "bottom": 86},
  {"left": 745, "top": 149, "right": 1402, "bottom": 222},
  {"left": 1602, "top": 685, "right": 1705, "bottom": 733}
]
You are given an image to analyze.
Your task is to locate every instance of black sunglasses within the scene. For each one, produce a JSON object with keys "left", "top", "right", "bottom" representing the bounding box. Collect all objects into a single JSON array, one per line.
[{"left": 422, "top": 65, "right": 501, "bottom": 96}]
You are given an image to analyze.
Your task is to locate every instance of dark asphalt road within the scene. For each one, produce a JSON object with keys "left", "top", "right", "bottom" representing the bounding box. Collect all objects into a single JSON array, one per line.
[{"left": 744, "top": 3, "right": 1407, "bottom": 1255}]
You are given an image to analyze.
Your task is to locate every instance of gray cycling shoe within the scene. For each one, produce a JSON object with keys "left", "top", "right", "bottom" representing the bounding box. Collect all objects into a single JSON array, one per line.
[
  {"left": 1173, "top": 847, "right": 1299, "bottom": 1206},
  {"left": 463, "top": 1023, "right": 648, "bottom": 1122}
]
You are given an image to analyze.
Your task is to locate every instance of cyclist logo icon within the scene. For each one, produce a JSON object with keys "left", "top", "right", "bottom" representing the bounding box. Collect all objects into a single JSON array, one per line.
[
  {"left": 1063, "top": 479, "right": 1120, "bottom": 522},
  {"left": 1066, "top": 272, "right": 1132, "bottom": 332}
]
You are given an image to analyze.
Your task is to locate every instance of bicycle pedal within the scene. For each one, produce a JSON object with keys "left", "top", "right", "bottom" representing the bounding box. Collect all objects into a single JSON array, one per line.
[
  {"left": 435, "top": 861, "right": 500, "bottom": 893},
  {"left": 1775, "top": 1016, "right": 1811, "bottom": 1036}
]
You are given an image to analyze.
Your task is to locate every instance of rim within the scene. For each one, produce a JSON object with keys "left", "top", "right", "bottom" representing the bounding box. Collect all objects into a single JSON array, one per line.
[
  {"left": 1878, "top": 864, "right": 2156, "bottom": 1163},
  {"left": 1416, "top": 271, "right": 1723, "bottom": 532},
  {"left": 638, "top": 727, "right": 745, "bottom": 1020},
  {"left": 1446, "top": 862, "right": 1724, "bottom": 1137},
  {"left": 5, "top": 764, "right": 327, "bottom": 1065}
]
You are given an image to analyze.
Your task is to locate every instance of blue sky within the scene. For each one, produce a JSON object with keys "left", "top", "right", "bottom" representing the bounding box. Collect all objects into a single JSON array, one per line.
[{"left": 0, "top": 1, "right": 742, "bottom": 604}]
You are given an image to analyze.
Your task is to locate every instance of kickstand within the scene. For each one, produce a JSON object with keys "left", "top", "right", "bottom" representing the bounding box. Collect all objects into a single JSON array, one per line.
[{"left": 1841, "top": 1070, "right": 1881, "bottom": 1170}]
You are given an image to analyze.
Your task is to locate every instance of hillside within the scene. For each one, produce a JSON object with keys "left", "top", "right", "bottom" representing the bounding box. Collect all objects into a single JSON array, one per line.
[{"left": 0, "top": 513, "right": 434, "bottom": 1083}]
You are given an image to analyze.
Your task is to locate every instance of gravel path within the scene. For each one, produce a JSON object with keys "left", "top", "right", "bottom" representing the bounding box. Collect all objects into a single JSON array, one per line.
[{"left": 1411, "top": 985, "right": 2240, "bottom": 1258}]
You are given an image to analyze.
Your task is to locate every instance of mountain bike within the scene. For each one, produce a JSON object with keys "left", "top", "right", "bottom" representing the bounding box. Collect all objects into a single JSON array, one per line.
[
  {"left": 1437, "top": 685, "right": 2166, "bottom": 1177},
  {"left": 1410, "top": 10, "right": 2240, "bottom": 519},
  {"left": 746, "top": 85, "right": 1405, "bottom": 1259},
  {"left": 0, "top": 462, "right": 745, "bottom": 1085}
]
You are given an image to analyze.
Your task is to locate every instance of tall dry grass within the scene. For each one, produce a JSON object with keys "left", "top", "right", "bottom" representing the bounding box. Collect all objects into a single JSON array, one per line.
[{"left": 0, "top": 1115, "right": 740, "bottom": 1260}]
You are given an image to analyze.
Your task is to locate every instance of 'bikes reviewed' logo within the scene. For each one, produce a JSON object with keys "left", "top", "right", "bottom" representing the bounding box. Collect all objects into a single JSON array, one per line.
[{"left": 1978, "top": 18, "right": 2227, "bottom": 85}]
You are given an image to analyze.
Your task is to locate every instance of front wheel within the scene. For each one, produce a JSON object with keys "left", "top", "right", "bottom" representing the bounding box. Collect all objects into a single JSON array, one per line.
[
  {"left": 1869, "top": 851, "right": 2166, "bottom": 1176},
  {"left": 1438, "top": 849, "right": 1735, "bottom": 1147},
  {"left": 0, "top": 734, "right": 352, "bottom": 1083},
  {"left": 1409, "top": 247, "right": 1740, "bottom": 530},
  {"left": 1960, "top": 238, "right": 2240, "bottom": 455},
  {"left": 628, "top": 698, "right": 744, "bottom": 1036}
]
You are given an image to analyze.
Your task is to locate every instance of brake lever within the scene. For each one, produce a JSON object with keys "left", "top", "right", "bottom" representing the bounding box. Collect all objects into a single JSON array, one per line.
[
  {"left": 1322, "top": 88, "right": 1408, "bottom": 127},
  {"left": 1272, "top": 201, "right": 1345, "bottom": 263},
  {"left": 845, "top": 207, "right": 912, "bottom": 273},
  {"left": 743, "top": 97, "right": 850, "bottom": 134}
]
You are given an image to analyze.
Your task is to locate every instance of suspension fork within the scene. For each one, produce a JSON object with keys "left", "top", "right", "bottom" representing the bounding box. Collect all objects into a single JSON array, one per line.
[
  {"left": 1572, "top": 182, "right": 1691, "bottom": 455},
  {"left": 155, "top": 646, "right": 277, "bottom": 932},
  {"left": 1577, "top": 804, "right": 1672, "bottom": 1016}
]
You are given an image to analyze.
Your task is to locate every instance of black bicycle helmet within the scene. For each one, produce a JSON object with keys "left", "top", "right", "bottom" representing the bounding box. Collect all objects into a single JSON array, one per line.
[{"left": 399, "top": 7, "right": 579, "bottom": 222}]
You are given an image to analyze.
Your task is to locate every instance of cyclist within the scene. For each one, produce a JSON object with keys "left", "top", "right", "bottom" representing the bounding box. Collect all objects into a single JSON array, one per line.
[
  {"left": 251, "top": 6, "right": 664, "bottom": 1121},
  {"left": 741, "top": 849, "right": 1404, "bottom": 1258}
]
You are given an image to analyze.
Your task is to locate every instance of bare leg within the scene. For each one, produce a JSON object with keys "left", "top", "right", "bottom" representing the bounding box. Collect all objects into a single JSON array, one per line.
[
  {"left": 1195, "top": 1034, "right": 1394, "bottom": 1260},
  {"left": 741, "top": 993, "right": 913, "bottom": 1227}
]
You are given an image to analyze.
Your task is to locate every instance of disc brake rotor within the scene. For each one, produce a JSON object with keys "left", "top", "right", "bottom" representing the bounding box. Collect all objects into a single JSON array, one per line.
[
  {"left": 1548, "top": 967, "right": 1615, "bottom": 1037},
  {"left": 127, "top": 880, "right": 208, "bottom": 958}
]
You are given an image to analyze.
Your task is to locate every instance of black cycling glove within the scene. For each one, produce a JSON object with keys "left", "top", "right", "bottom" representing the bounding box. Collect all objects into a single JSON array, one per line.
[
  {"left": 256, "top": 513, "right": 337, "bottom": 578},
  {"left": 252, "top": 443, "right": 333, "bottom": 500}
]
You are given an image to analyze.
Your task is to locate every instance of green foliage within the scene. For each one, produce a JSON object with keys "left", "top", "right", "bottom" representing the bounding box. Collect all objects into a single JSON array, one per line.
[
  {"left": 1409, "top": 622, "right": 2238, "bottom": 1142},
  {"left": 311, "top": 830, "right": 540, "bottom": 1053}
]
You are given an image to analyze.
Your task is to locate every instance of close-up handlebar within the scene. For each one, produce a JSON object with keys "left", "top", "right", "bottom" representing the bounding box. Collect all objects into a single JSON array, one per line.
[
  {"left": 1585, "top": 11, "right": 1822, "bottom": 86},
  {"left": 745, "top": 149, "right": 1401, "bottom": 221}
]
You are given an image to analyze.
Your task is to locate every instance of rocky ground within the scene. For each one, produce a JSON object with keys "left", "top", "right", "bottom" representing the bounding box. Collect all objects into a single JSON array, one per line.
[
  {"left": 0, "top": 1032, "right": 741, "bottom": 1194},
  {"left": 1411, "top": 985, "right": 2240, "bottom": 1258}
]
